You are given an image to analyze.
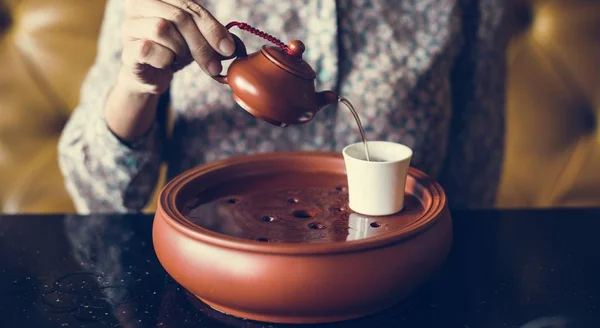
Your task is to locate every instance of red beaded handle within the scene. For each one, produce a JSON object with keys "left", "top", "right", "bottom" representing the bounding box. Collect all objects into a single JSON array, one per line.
[{"left": 225, "top": 21, "right": 293, "bottom": 55}]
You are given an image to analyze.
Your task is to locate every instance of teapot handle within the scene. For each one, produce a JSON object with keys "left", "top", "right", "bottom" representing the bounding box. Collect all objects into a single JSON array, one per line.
[{"left": 211, "top": 33, "right": 247, "bottom": 84}]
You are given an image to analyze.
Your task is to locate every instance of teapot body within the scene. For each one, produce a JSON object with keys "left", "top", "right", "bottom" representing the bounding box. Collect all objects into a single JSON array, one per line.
[
  {"left": 211, "top": 25, "right": 338, "bottom": 127},
  {"left": 227, "top": 47, "right": 325, "bottom": 126}
]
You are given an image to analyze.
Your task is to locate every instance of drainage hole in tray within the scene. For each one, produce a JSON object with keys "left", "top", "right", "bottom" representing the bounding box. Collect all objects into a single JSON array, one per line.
[
  {"left": 370, "top": 222, "right": 381, "bottom": 228},
  {"left": 292, "top": 210, "right": 312, "bottom": 219},
  {"left": 308, "top": 222, "right": 325, "bottom": 230},
  {"left": 261, "top": 216, "right": 275, "bottom": 222}
]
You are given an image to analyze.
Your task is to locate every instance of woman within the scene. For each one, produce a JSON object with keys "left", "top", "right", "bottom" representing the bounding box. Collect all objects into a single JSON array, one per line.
[{"left": 58, "top": 0, "right": 508, "bottom": 213}]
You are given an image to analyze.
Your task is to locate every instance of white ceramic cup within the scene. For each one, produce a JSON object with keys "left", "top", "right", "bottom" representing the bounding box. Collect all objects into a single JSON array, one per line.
[{"left": 342, "top": 141, "right": 413, "bottom": 216}]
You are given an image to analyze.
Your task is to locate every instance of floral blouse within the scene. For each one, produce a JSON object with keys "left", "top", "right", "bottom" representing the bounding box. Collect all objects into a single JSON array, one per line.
[{"left": 58, "top": 0, "right": 508, "bottom": 213}]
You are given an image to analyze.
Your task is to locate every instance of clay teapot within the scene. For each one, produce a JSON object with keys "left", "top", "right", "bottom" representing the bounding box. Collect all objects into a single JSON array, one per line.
[{"left": 212, "top": 22, "right": 339, "bottom": 127}]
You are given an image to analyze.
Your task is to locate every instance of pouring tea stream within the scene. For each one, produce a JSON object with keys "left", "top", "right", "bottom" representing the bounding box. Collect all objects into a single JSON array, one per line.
[{"left": 212, "top": 21, "right": 371, "bottom": 161}]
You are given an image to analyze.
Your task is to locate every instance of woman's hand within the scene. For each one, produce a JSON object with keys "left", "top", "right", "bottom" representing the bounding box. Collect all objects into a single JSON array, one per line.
[
  {"left": 119, "top": 0, "right": 235, "bottom": 94},
  {"left": 104, "top": 0, "right": 235, "bottom": 142}
]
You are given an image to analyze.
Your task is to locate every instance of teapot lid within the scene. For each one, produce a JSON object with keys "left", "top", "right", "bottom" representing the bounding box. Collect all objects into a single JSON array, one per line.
[{"left": 261, "top": 40, "right": 316, "bottom": 80}]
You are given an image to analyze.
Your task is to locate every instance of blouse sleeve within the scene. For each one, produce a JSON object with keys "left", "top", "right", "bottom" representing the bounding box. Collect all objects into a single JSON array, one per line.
[{"left": 58, "top": 0, "right": 164, "bottom": 214}]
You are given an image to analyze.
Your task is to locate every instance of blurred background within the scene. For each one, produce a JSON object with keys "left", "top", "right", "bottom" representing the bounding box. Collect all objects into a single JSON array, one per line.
[{"left": 0, "top": 0, "right": 598, "bottom": 214}]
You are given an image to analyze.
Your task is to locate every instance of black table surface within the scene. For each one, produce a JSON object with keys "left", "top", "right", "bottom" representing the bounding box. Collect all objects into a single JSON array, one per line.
[{"left": 1, "top": 209, "right": 600, "bottom": 328}]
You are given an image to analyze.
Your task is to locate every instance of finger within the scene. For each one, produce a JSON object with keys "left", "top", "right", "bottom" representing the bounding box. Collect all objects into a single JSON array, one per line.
[
  {"left": 161, "top": 0, "right": 235, "bottom": 56},
  {"left": 122, "top": 39, "right": 175, "bottom": 70},
  {"left": 126, "top": 0, "right": 224, "bottom": 76},
  {"left": 123, "top": 17, "right": 188, "bottom": 59}
]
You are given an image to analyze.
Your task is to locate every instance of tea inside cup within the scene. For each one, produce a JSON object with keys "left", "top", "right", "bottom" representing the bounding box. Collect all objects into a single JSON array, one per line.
[{"left": 342, "top": 141, "right": 413, "bottom": 216}]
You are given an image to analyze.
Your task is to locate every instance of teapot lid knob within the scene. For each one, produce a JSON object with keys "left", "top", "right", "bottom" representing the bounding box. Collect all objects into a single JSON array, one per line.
[{"left": 287, "top": 40, "right": 305, "bottom": 57}]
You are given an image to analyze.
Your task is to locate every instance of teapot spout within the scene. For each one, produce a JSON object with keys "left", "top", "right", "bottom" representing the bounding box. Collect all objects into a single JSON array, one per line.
[{"left": 316, "top": 90, "right": 339, "bottom": 110}]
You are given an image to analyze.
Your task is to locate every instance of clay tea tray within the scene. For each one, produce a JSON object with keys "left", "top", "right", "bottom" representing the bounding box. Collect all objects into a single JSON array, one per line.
[{"left": 153, "top": 151, "right": 452, "bottom": 324}]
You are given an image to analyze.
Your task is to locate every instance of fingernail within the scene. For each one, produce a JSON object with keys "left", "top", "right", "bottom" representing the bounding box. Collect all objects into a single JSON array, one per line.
[
  {"left": 219, "top": 38, "right": 235, "bottom": 56},
  {"left": 207, "top": 59, "right": 222, "bottom": 76}
]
